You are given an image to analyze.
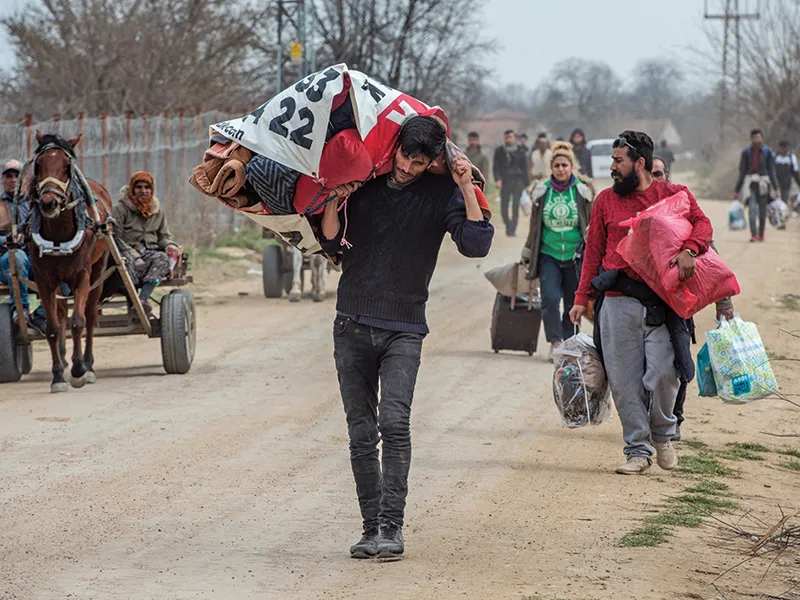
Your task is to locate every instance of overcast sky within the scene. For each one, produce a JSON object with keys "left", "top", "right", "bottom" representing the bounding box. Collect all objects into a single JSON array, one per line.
[
  {"left": 483, "top": 0, "right": 717, "bottom": 89},
  {"left": 0, "top": 0, "right": 721, "bottom": 89}
]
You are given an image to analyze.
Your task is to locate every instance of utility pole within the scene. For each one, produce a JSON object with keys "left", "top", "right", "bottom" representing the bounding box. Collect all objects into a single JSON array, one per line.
[
  {"left": 275, "top": 0, "right": 315, "bottom": 95},
  {"left": 704, "top": 0, "right": 761, "bottom": 144}
]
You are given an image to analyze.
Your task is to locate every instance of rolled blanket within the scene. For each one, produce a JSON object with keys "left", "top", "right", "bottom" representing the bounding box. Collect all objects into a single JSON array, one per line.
[
  {"left": 189, "top": 145, "right": 254, "bottom": 199},
  {"left": 217, "top": 160, "right": 247, "bottom": 199}
]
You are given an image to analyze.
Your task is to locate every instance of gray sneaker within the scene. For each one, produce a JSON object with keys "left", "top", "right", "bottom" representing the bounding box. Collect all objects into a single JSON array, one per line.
[
  {"left": 349, "top": 528, "right": 379, "bottom": 559},
  {"left": 377, "top": 523, "right": 404, "bottom": 559}
]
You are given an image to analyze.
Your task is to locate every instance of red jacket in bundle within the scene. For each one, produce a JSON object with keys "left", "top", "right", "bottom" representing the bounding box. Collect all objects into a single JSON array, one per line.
[{"left": 574, "top": 179, "right": 713, "bottom": 307}]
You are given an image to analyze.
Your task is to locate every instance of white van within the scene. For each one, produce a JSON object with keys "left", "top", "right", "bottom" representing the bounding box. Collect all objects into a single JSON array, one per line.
[{"left": 587, "top": 139, "right": 615, "bottom": 179}]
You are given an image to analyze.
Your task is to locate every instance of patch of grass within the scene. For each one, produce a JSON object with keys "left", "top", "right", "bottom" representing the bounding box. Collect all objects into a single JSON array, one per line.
[
  {"left": 216, "top": 227, "right": 274, "bottom": 253},
  {"left": 779, "top": 459, "right": 800, "bottom": 471},
  {"left": 682, "top": 440, "right": 710, "bottom": 450},
  {"left": 195, "top": 248, "right": 236, "bottom": 262},
  {"left": 727, "top": 442, "right": 770, "bottom": 453},
  {"left": 767, "top": 349, "right": 788, "bottom": 361},
  {"left": 777, "top": 295, "right": 800, "bottom": 311},
  {"left": 776, "top": 447, "right": 800, "bottom": 459},
  {"left": 670, "top": 494, "right": 738, "bottom": 513},
  {"left": 717, "top": 445, "right": 766, "bottom": 461},
  {"left": 678, "top": 452, "right": 735, "bottom": 477},
  {"left": 618, "top": 525, "right": 670, "bottom": 547},
  {"left": 646, "top": 511, "right": 703, "bottom": 528},
  {"left": 683, "top": 480, "right": 730, "bottom": 496}
]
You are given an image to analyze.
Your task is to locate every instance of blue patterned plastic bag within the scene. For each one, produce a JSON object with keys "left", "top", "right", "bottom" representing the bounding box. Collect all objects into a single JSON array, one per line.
[
  {"left": 696, "top": 342, "right": 718, "bottom": 397},
  {"left": 706, "top": 317, "right": 779, "bottom": 403}
]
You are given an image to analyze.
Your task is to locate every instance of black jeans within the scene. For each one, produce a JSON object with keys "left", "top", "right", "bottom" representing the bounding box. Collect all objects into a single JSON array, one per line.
[
  {"left": 500, "top": 177, "right": 526, "bottom": 236},
  {"left": 748, "top": 185, "right": 768, "bottom": 236},
  {"left": 333, "top": 316, "right": 423, "bottom": 530}
]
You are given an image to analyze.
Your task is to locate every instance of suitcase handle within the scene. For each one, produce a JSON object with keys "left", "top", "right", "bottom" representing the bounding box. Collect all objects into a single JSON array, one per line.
[{"left": 510, "top": 262, "right": 537, "bottom": 311}]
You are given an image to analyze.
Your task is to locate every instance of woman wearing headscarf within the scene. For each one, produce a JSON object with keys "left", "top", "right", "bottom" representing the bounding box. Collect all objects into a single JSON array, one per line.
[
  {"left": 113, "top": 171, "right": 178, "bottom": 311},
  {"left": 521, "top": 142, "right": 594, "bottom": 359}
]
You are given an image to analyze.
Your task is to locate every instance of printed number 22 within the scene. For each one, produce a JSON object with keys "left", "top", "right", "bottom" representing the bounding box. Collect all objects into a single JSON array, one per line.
[{"left": 269, "top": 97, "right": 314, "bottom": 150}]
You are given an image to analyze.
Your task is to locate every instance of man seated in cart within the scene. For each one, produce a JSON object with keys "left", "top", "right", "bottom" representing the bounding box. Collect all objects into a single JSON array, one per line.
[
  {"left": 113, "top": 171, "right": 180, "bottom": 314},
  {"left": 0, "top": 159, "right": 48, "bottom": 332}
]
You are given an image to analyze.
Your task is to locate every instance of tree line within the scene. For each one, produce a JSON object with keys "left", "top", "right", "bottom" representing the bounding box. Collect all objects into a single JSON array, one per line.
[{"left": 0, "top": 0, "right": 490, "bottom": 122}]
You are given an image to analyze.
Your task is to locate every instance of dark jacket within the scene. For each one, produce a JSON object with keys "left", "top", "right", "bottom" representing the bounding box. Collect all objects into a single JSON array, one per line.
[
  {"left": 570, "top": 129, "right": 593, "bottom": 178},
  {"left": 112, "top": 187, "right": 174, "bottom": 251},
  {"left": 521, "top": 177, "right": 593, "bottom": 280},
  {"left": 775, "top": 152, "right": 800, "bottom": 189},
  {"left": 573, "top": 144, "right": 593, "bottom": 178},
  {"left": 465, "top": 146, "right": 490, "bottom": 181},
  {"left": 735, "top": 144, "right": 779, "bottom": 193},
  {"left": 492, "top": 144, "right": 529, "bottom": 184},
  {"left": 0, "top": 192, "right": 30, "bottom": 253}
]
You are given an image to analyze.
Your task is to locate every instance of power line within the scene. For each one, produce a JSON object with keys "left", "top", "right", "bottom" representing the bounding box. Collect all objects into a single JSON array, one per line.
[{"left": 704, "top": 0, "right": 761, "bottom": 142}]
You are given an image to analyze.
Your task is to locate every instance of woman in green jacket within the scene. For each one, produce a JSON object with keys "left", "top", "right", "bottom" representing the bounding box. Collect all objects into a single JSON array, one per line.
[
  {"left": 113, "top": 171, "right": 177, "bottom": 311},
  {"left": 521, "top": 142, "right": 594, "bottom": 358}
]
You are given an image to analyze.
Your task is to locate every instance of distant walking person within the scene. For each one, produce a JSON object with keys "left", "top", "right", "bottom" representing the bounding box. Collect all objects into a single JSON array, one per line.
[
  {"left": 521, "top": 142, "right": 593, "bottom": 360},
  {"left": 570, "top": 128, "right": 593, "bottom": 178},
  {"left": 734, "top": 128, "right": 780, "bottom": 242},
  {"left": 529, "top": 133, "right": 552, "bottom": 182},
  {"left": 775, "top": 140, "right": 800, "bottom": 211},
  {"left": 493, "top": 129, "right": 529, "bottom": 237},
  {"left": 518, "top": 133, "right": 530, "bottom": 155},
  {"left": 659, "top": 140, "right": 675, "bottom": 172},
  {"left": 465, "top": 131, "right": 490, "bottom": 180}
]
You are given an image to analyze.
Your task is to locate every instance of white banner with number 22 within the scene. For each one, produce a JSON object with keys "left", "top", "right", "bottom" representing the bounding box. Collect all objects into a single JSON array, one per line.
[
  {"left": 210, "top": 64, "right": 443, "bottom": 179},
  {"left": 211, "top": 64, "right": 348, "bottom": 178}
]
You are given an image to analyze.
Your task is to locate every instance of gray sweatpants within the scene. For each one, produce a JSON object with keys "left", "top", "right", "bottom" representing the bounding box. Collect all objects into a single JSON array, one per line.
[{"left": 599, "top": 296, "right": 679, "bottom": 459}]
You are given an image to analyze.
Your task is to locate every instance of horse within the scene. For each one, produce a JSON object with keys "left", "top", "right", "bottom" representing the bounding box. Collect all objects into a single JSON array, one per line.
[{"left": 26, "top": 132, "right": 112, "bottom": 393}]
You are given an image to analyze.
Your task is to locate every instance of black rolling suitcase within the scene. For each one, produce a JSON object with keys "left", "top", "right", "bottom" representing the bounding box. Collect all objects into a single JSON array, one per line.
[{"left": 490, "top": 264, "right": 542, "bottom": 356}]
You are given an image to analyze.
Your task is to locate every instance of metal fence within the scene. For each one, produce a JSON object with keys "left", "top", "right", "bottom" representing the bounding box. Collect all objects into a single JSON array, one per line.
[{"left": 0, "top": 110, "right": 244, "bottom": 246}]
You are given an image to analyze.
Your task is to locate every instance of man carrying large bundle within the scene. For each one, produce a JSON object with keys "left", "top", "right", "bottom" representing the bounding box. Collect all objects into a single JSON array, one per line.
[
  {"left": 569, "top": 131, "right": 713, "bottom": 475},
  {"left": 320, "top": 116, "right": 494, "bottom": 559}
]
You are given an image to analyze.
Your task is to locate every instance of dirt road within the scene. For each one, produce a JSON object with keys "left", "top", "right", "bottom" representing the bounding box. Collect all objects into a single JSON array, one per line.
[{"left": 2, "top": 186, "right": 799, "bottom": 600}]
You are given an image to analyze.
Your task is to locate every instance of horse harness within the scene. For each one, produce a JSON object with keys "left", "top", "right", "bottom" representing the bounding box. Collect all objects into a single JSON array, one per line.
[{"left": 15, "top": 141, "right": 112, "bottom": 257}]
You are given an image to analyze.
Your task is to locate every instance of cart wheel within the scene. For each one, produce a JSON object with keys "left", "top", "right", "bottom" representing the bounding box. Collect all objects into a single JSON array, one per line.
[
  {"left": 160, "top": 290, "right": 196, "bottom": 375},
  {"left": 527, "top": 349, "right": 534, "bottom": 356},
  {"left": 262, "top": 245, "right": 284, "bottom": 298},
  {"left": 0, "top": 304, "right": 22, "bottom": 383},
  {"left": 17, "top": 343, "right": 33, "bottom": 374},
  {"left": 493, "top": 348, "right": 499, "bottom": 354}
]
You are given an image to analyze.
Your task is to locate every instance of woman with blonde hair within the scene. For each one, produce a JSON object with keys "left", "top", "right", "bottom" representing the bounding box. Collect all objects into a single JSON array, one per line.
[{"left": 521, "top": 141, "right": 594, "bottom": 359}]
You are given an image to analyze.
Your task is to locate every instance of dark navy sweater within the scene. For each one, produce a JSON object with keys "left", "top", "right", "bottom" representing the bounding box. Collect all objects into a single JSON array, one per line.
[{"left": 320, "top": 173, "right": 493, "bottom": 332}]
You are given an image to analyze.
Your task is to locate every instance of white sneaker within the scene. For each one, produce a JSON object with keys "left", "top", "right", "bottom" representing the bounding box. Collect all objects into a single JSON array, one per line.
[
  {"left": 615, "top": 456, "right": 651, "bottom": 475},
  {"left": 653, "top": 441, "right": 678, "bottom": 470},
  {"left": 548, "top": 341, "right": 562, "bottom": 363}
]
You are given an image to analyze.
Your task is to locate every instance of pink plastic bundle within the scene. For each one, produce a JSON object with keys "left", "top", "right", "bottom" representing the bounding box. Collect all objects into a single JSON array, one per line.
[{"left": 616, "top": 191, "right": 740, "bottom": 318}]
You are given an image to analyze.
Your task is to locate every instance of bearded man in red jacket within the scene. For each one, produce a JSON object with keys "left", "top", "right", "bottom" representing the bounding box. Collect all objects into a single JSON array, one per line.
[{"left": 569, "top": 131, "right": 713, "bottom": 475}]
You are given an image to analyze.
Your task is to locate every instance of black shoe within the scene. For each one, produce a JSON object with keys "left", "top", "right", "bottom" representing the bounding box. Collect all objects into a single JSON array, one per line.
[
  {"left": 671, "top": 424, "right": 682, "bottom": 442},
  {"left": 349, "top": 528, "right": 379, "bottom": 559},
  {"left": 377, "top": 523, "right": 404, "bottom": 559},
  {"left": 27, "top": 307, "right": 47, "bottom": 335}
]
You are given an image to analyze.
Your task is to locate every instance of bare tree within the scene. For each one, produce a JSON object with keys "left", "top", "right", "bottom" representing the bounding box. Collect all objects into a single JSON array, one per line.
[
  {"left": 630, "top": 58, "right": 685, "bottom": 120},
  {"left": 311, "top": 0, "right": 494, "bottom": 122},
  {"left": 538, "top": 58, "right": 621, "bottom": 127},
  {"left": 734, "top": 1, "right": 800, "bottom": 142},
  {"left": 0, "top": 0, "right": 271, "bottom": 118}
]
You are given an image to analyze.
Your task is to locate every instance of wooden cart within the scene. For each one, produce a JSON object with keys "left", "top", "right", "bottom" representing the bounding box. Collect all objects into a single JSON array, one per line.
[{"left": 0, "top": 247, "right": 196, "bottom": 384}]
